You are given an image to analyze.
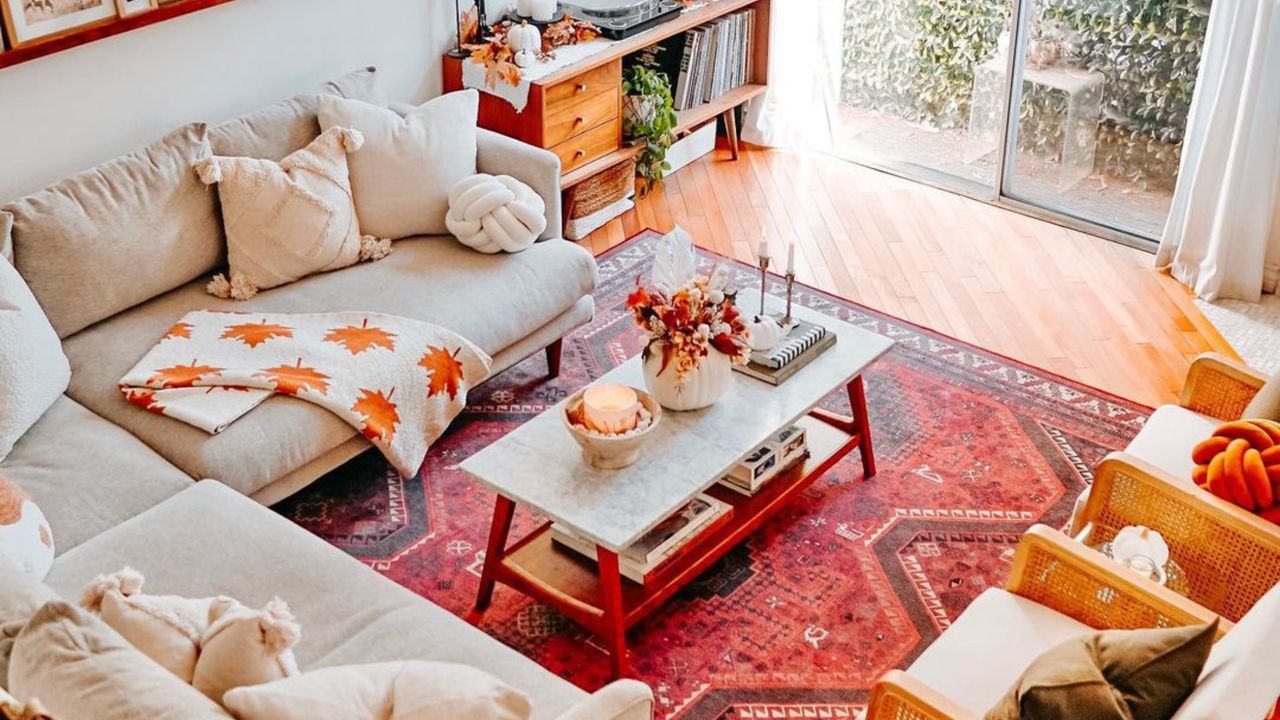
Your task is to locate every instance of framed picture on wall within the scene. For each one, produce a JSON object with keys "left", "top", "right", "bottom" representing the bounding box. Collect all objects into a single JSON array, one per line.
[
  {"left": 115, "top": 0, "right": 156, "bottom": 17},
  {"left": 0, "top": 0, "right": 118, "bottom": 47}
]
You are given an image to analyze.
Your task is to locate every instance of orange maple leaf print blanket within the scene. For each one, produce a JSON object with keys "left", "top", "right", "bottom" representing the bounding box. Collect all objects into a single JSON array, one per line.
[{"left": 119, "top": 310, "right": 492, "bottom": 477}]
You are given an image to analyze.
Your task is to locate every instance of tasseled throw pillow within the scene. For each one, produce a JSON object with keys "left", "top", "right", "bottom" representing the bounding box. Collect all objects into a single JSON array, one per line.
[
  {"left": 196, "top": 126, "right": 391, "bottom": 301},
  {"left": 80, "top": 568, "right": 301, "bottom": 702}
]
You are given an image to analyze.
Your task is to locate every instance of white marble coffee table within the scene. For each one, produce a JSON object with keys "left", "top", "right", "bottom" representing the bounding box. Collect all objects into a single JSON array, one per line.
[{"left": 462, "top": 297, "right": 893, "bottom": 677}]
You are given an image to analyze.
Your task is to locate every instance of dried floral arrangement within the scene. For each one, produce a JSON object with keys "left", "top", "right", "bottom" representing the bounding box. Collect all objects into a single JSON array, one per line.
[
  {"left": 465, "top": 15, "right": 602, "bottom": 88},
  {"left": 626, "top": 267, "right": 750, "bottom": 381}
]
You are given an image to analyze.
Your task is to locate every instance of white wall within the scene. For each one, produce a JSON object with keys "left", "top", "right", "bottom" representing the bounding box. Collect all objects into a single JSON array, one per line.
[{"left": 0, "top": 0, "right": 460, "bottom": 202}]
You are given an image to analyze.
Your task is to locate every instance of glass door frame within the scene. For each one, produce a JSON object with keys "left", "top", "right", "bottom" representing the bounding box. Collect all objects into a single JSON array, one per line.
[{"left": 831, "top": 0, "right": 1161, "bottom": 254}]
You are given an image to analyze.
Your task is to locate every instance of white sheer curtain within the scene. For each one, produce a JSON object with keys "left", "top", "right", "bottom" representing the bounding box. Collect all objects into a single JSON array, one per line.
[
  {"left": 1157, "top": 0, "right": 1280, "bottom": 302},
  {"left": 740, "top": 0, "right": 843, "bottom": 149}
]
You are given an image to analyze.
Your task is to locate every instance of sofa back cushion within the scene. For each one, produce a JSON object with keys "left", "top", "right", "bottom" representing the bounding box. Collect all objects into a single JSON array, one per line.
[
  {"left": 2, "top": 124, "right": 220, "bottom": 338},
  {"left": 8, "top": 601, "right": 233, "bottom": 719},
  {"left": 0, "top": 256, "right": 71, "bottom": 462},
  {"left": 1173, "top": 582, "right": 1280, "bottom": 720},
  {"left": 209, "top": 66, "right": 384, "bottom": 161}
]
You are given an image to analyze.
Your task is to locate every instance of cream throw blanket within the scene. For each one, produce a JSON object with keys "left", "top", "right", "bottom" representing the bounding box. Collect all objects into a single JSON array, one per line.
[{"left": 119, "top": 311, "right": 491, "bottom": 477}]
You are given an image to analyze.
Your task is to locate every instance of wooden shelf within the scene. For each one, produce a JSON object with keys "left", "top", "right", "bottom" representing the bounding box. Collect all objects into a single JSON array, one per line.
[
  {"left": 674, "top": 83, "right": 767, "bottom": 135},
  {"left": 496, "top": 416, "right": 860, "bottom": 635},
  {"left": 0, "top": 0, "right": 236, "bottom": 70}
]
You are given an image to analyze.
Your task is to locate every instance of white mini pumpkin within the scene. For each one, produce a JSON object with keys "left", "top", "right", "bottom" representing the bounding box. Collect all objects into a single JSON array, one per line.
[
  {"left": 446, "top": 174, "right": 547, "bottom": 254},
  {"left": 507, "top": 21, "right": 541, "bottom": 69},
  {"left": 746, "top": 315, "right": 785, "bottom": 351}
]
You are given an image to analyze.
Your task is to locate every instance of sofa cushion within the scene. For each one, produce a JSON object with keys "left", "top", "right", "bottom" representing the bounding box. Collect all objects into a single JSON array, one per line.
[
  {"left": 3, "top": 124, "right": 220, "bottom": 338},
  {"left": 907, "top": 588, "right": 1093, "bottom": 714},
  {"left": 8, "top": 601, "right": 233, "bottom": 719},
  {"left": 1124, "top": 404, "right": 1218, "bottom": 483},
  {"left": 60, "top": 236, "right": 597, "bottom": 495},
  {"left": 223, "top": 661, "right": 533, "bottom": 720},
  {"left": 44, "top": 481, "right": 589, "bottom": 720},
  {"left": 210, "top": 67, "right": 384, "bottom": 162},
  {"left": 0, "top": 555, "right": 57, "bottom": 690},
  {"left": 318, "top": 91, "right": 479, "bottom": 239},
  {"left": 0, "top": 396, "right": 190, "bottom": 554},
  {"left": 0, "top": 257, "right": 70, "bottom": 463},
  {"left": 200, "top": 126, "right": 370, "bottom": 299},
  {"left": 985, "top": 622, "right": 1216, "bottom": 720}
]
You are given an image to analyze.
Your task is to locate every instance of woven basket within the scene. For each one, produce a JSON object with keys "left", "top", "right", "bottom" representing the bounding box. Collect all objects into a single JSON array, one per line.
[{"left": 568, "top": 158, "right": 636, "bottom": 220}]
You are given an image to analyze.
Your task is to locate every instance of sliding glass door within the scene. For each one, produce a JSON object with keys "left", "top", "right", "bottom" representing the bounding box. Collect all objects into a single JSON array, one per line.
[{"left": 836, "top": 0, "right": 1215, "bottom": 244}]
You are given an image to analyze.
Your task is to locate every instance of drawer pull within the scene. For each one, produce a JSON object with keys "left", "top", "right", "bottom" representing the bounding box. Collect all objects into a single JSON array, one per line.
[
  {"left": 574, "top": 116, "right": 585, "bottom": 126},
  {"left": 574, "top": 149, "right": 586, "bottom": 159},
  {"left": 576, "top": 83, "right": 588, "bottom": 92}
]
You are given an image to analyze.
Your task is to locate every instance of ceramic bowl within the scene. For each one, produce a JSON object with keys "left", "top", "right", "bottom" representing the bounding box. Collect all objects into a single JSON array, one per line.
[{"left": 563, "top": 387, "right": 663, "bottom": 469}]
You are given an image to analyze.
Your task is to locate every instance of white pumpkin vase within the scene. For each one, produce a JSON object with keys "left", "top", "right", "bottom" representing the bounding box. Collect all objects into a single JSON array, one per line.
[{"left": 642, "top": 344, "right": 732, "bottom": 411}]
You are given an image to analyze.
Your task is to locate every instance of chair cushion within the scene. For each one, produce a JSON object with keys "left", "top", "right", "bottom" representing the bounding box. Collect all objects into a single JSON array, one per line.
[
  {"left": 209, "top": 67, "right": 384, "bottom": 161},
  {"left": 1125, "top": 405, "right": 1219, "bottom": 483},
  {"left": 985, "top": 621, "right": 1217, "bottom": 720},
  {"left": 59, "top": 237, "right": 597, "bottom": 496},
  {"left": 0, "top": 396, "right": 190, "bottom": 554},
  {"left": 3, "top": 124, "right": 220, "bottom": 338},
  {"left": 0, "top": 256, "right": 69, "bottom": 463},
  {"left": 907, "top": 589, "right": 1093, "bottom": 714},
  {"left": 1244, "top": 374, "right": 1280, "bottom": 422},
  {"left": 8, "top": 600, "right": 233, "bottom": 719},
  {"left": 43, "top": 481, "right": 588, "bottom": 720},
  {"left": 1174, "top": 581, "right": 1280, "bottom": 720},
  {"left": 318, "top": 91, "right": 479, "bottom": 239}
]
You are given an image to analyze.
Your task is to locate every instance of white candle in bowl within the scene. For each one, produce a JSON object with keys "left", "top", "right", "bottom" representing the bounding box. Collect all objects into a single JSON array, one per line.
[
  {"left": 516, "top": 0, "right": 533, "bottom": 17},
  {"left": 531, "top": 0, "right": 556, "bottom": 22},
  {"left": 582, "top": 384, "right": 639, "bottom": 434}
]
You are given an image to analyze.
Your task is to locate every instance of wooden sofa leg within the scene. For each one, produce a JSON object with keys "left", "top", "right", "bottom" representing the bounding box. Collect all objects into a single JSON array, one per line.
[{"left": 546, "top": 339, "right": 563, "bottom": 378}]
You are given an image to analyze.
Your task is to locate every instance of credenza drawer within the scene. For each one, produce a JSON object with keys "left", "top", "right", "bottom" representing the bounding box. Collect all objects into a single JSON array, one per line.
[
  {"left": 543, "top": 90, "right": 619, "bottom": 148},
  {"left": 551, "top": 116, "right": 621, "bottom": 174},
  {"left": 543, "top": 60, "right": 621, "bottom": 116}
]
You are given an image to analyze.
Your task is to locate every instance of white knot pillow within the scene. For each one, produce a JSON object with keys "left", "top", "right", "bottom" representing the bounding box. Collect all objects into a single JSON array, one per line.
[{"left": 446, "top": 174, "right": 546, "bottom": 254}]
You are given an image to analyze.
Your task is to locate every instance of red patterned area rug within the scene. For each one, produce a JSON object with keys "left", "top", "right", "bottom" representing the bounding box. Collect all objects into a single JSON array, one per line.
[{"left": 274, "top": 231, "right": 1150, "bottom": 719}]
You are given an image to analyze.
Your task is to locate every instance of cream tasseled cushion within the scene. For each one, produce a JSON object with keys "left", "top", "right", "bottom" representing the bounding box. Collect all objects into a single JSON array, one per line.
[
  {"left": 446, "top": 174, "right": 547, "bottom": 254},
  {"left": 223, "top": 661, "right": 532, "bottom": 720},
  {"left": 197, "top": 126, "right": 391, "bottom": 301}
]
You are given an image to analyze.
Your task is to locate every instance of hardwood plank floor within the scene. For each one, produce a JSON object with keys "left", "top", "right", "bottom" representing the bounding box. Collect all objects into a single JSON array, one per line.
[{"left": 580, "top": 141, "right": 1238, "bottom": 408}]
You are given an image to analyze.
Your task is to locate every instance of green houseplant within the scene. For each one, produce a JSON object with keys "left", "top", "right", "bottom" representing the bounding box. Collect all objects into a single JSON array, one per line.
[{"left": 622, "top": 65, "right": 679, "bottom": 197}]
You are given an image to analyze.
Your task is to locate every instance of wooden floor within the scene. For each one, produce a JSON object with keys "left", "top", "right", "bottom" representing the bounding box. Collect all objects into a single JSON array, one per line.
[{"left": 579, "top": 141, "right": 1238, "bottom": 409}]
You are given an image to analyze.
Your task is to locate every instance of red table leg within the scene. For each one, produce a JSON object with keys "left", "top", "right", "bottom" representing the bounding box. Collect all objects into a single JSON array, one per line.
[
  {"left": 597, "top": 547, "right": 630, "bottom": 678},
  {"left": 810, "top": 375, "right": 877, "bottom": 479},
  {"left": 475, "top": 495, "right": 516, "bottom": 611},
  {"left": 849, "top": 375, "right": 876, "bottom": 478}
]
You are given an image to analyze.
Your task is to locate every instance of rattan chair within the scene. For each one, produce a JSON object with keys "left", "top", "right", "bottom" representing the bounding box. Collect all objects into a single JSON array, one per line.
[
  {"left": 864, "top": 525, "right": 1280, "bottom": 720},
  {"left": 1073, "top": 452, "right": 1280, "bottom": 623},
  {"left": 1179, "top": 352, "right": 1271, "bottom": 422}
]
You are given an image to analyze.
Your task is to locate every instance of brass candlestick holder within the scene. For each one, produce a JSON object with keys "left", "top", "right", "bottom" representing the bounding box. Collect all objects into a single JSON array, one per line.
[
  {"left": 782, "top": 271, "right": 796, "bottom": 327},
  {"left": 757, "top": 254, "right": 771, "bottom": 317}
]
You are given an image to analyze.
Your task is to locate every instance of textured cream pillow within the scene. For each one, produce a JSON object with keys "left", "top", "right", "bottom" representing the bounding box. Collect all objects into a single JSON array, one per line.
[
  {"left": 191, "top": 599, "right": 300, "bottom": 703},
  {"left": 317, "top": 90, "right": 479, "bottom": 239},
  {"left": 222, "top": 661, "right": 532, "bottom": 720},
  {"left": 80, "top": 567, "right": 234, "bottom": 683},
  {"left": 9, "top": 602, "right": 234, "bottom": 719},
  {"left": 0, "top": 256, "right": 70, "bottom": 463},
  {"left": 197, "top": 126, "right": 391, "bottom": 301}
]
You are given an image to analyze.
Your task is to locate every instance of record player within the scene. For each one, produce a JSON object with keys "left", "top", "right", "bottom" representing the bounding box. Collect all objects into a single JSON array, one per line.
[{"left": 560, "top": 0, "right": 683, "bottom": 40}]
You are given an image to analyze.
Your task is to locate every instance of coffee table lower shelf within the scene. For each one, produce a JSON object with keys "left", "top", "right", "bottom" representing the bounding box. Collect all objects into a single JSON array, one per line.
[{"left": 473, "top": 415, "right": 865, "bottom": 678}]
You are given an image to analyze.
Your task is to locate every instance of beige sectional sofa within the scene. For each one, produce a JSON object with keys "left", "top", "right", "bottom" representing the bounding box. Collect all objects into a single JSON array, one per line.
[{"left": 0, "top": 68, "right": 652, "bottom": 719}]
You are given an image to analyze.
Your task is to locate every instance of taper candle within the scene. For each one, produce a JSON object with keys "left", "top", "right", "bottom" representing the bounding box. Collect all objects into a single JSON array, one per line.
[{"left": 786, "top": 243, "right": 796, "bottom": 275}]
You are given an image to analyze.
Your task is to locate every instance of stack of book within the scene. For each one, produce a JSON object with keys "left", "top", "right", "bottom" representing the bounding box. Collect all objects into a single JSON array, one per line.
[
  {"left": 551, "top": 494, "right": 732, "bottom": 585},
  {"left": 628, "top": 9, "right": 757, "bottom": 113},
  {"left": 735, "top": 318, "right": 837, "bottom": 385},
  {"left": 718, "top": 425, "right": 809, "bottom": 496}
]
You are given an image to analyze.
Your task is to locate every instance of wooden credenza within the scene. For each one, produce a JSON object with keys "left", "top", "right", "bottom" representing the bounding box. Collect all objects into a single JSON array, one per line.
[{"left": 443, "top": 0, "right": 771, "bottom": 191}]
